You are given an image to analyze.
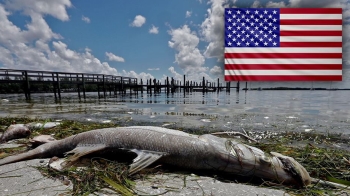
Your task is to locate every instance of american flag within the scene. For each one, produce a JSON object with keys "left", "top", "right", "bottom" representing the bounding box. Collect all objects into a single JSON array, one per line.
[{"left": 224, "top": 8, "right": 343, "bottom": 81}]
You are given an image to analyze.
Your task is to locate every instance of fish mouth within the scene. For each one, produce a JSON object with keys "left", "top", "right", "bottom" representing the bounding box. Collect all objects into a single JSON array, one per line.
[{"left": 271, "top": 152, "right": 311, "bottom": 187}]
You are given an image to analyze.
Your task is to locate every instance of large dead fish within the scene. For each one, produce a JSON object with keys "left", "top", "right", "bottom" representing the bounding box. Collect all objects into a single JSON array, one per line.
[{"left": 0, "top": 126, "right": 311, "bottom": 187}]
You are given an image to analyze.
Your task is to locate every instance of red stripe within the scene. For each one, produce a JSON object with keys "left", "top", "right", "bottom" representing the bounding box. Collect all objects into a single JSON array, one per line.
[
  {"left": 280, "top": 31, "right": 342, "bottom": 36},
  {"left": 225, "top": 64, "right": 342, "bottom": 70},
  {"left": 280, "top": 19, "right": 342, "bottom": 25},
  {"left": 224, "top": 75, "right": 342, "bottom": 81},
  {"left": 280, "top": 8, "right": 342, "bottom": 14},
  {"left": 280, "top": 42, "right": 342, "bottom": 47},
  {"left": 225, "top": 53, "right": 341, "bottom": 59}
]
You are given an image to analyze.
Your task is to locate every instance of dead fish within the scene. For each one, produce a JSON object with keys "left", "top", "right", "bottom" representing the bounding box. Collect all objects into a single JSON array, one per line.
[
  {"left": 29, "top": 135, "right": 56, "bottom": 147},
  {"left": 0, "top": 126, "right": 311, "bottom": 187},
  {"left": 0, "top": 124, "right": 31, "bottom": 143}
]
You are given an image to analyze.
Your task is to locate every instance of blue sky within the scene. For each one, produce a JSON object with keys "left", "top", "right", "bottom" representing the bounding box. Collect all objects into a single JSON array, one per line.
[{"left": 0, "top": 0, "right": 349, "bottom": 87}]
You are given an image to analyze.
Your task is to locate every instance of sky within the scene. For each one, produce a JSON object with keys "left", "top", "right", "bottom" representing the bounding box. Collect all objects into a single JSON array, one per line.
[{"left": 0, "top": 0, "right": 350, "bottom": 88}]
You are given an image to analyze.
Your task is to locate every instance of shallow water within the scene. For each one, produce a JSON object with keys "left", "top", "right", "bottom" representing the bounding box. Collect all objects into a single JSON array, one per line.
[{"left": 0, "top": 90, "right": 350, "bottom": 135}]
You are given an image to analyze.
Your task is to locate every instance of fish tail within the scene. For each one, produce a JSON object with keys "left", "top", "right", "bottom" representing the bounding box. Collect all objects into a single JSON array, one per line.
[{"left": 0, "top": 148, "right": 43, "bottom": 166}]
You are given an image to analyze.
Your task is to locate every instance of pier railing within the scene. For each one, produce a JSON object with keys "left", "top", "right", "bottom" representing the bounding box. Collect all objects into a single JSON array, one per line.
[{"left": 0, "top": 69, "right": 239, "bottom": 100}]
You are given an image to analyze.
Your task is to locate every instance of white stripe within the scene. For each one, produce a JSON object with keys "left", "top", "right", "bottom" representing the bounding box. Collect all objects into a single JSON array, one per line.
[
  {"left": 225, "top": 70, "right": 342, "bottom": 75},
  {"left": 225, "top": 47, "right": 342, "bottom": 53},
  {"left": 280, "top": 36, "right": 342, "bottom": 42},
  {"left": 280, "top": 14, "right": 342, "bottom": 20},
  {"left": 280, "top": 25, "right": 342, "bottom": 31},
  {"left": 225, "top": 58, "right": 342, "bottom": 64}
]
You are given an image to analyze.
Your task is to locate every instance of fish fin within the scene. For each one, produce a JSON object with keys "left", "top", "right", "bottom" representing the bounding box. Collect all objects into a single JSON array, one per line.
[
  {"left": 128, "top": 149, "right": 165, "bottom": 175},
  {"left": 62, "top": 144, "right": 106, "bottom": 167}
]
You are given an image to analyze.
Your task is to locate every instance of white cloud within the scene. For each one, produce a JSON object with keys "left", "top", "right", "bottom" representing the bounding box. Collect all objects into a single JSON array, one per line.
[
  {"left": 168, "top": 25, "right": 205, "bottom": 73},
  {"left": 0, "top": 1, "right": 155, "bottom": 81},
  {"left": 251, "top": 0, "right": 261, "bottom": 8},
  {"left": 105, "top": 52, "right": 125, "bottom": 62},
  {"left": 149, "top": 25, "right": 159, "bottom": 34},
  {"left": 186, "top": 11, "right": 192, "bottom": 18},
  {"left": 130, "top": 15, "right": 146, "bottom": 27},
  {"left": 82, "top": 15, "right": 90, "bottom": 23},
  {"left": 209, "top": 65, "right": 223, "bottom": 79},
  {"left": 200, "top": 0, "right": 229, "bottom": 60},
  {"left": 148, "top": 68, "right": 160, "bottom": 71}
]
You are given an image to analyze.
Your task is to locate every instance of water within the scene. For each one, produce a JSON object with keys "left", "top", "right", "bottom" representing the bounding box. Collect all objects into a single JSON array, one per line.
[{"left": 0, "top": 90, "right": 350, "bottom": 135}]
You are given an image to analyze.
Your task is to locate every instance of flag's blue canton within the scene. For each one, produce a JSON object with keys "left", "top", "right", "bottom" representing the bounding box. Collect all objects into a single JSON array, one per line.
[{"left": 225, "top": 8, "right": 280, "bottom": 47}]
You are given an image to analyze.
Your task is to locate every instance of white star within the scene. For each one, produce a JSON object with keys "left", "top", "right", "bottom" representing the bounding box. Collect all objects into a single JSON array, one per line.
[
  {"left": 228, "top": 26, "right": 232, "bottom": 30},
  {"left": 273, "top": 10, "right": 277, "bottom": 14},
  {"left": 250, "top": 22, "right": 255, "bottom": 26},
  {"left": 255, "top": 18, "right": 259, "bottom": 22},
  {"left": 237, "top": 42, "right": 241, "bottom": 46},
  {"left": 268, "top": 14, "right": 272, "bottom": 19},
  {"left": 228, "top": 42, "right": 232, "bottom": 46},
  {"left": 264, "top": 18, "right": 268, "bottom": 22},
  {"left": 264, "top": 10, "right": 268, "bottom": 14},
  {"left": 272, "top": 34, "right": 277, "bottom": 38},
  {"left": 245, "top": 18, "right": 250, "bottom": 22},
  {"left": 255, "top": 42, "right": 259, "bottom": 46},
  {"left": 237, "top": 26, "right": 241, "bottom": 30},
  {"left": 250, "top": 30, "right": 254, "bottom": 34},
  {"left": 237, "top": 34, "right": 241, "bottom": 38},
  {"left": 241, "top": 30, "right": 246, "bottom": 34},
  {"left": 246, "top": 10, "right": 250, "bottom": 14},
  {"left": 242, "top": 38, "right": 246, "bottom": 42},
  {"left": 263, "top": 33, "right": 268, "bottom": 38},
  {"left": 268, "top": 22, "right": 273, "bottom": 26},
  {"left": 259, "top": 38, "right": 263, "bottom": 42},
  {"left": 228, "top": 34, "right": 232, "bottom": 38},
  {"left": 242, "top": 14, "right": 245, "bottom": 18},
  {"left": 250, "top": 38, "right": 254, "bottom": 42},
  {"left": 237, "top": 18, "right": 241, "bottom": 22},
  {"left": 232, "top": 37, "right": 237, "bottom": 42},
  {"left": 232, "top": 30, "right": 237, "bottom": 34},
  {"left": 254, "top": 26, "right": 259, "bottom": 30},
  {"left": 264, "top": 42, "right": 268, "bottom": 46},
  {"left": 273, "top": 41, "right": 277, "bottom": 46},
  {"left": 268, "top": 37, "right": 272, "bottom": 42},
  {"left": 259, "top": 14, "right": 263, "bottom": 18},
  {"left": 263, "top": 26, "right": 268, "bottom": 30},
  {"left": 227, "top": 18, "right": 232, "bottom": 22},
  {"left": 273, "top": 18, "right": 277, "bottom": 22},
  {"left": 273, "top": 26, "right": 277, "bottom": 30},
  {"left": 233, "top": 14, "right": 237, "bottom": 18},
  {"left": 232, "top": 22, "right": 237, "bottom": 26},
  {"left": 259, "top": 22, "right": 263, "bottom": 26},
  {"left": 228, "top": 10, "right": 232, "bottom": 14},
  {"left": 241, "top": 22, "right": 246, "bottom": 26},
  {"left": 250, "top": 14, "right": 254, "bottom": 18},
  {"left": 268, "top": 30, "right": 272, "bottom": 34},
  {"left": 236, "top": 10, "right": 241, "bottom": 14},
  {"left": 254, "top": 10, "right": 259, "bottom": 14},
  {"left": 254, "top": 34, "right": 259, "bottom": 38},
  {"left": 245, "top": 26, "right": 250, "bottom": 30},
  {"left": 246, "top": 42, "right": 250, "bottom": 46},
  {"left": 259, "top": 30, "right": 263, "bottom": 34},
  {"left": 246, "top": 34, "right": 250, "bottom": 38}
]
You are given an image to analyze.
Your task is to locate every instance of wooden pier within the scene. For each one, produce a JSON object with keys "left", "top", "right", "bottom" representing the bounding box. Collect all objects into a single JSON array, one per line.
[{"left": 0, "top": 69, "right": 240, "bottom": 100}]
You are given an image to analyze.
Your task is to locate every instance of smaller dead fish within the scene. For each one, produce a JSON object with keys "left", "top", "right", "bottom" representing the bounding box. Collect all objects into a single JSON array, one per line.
[
  {"left": 29, "top": 135, "right": 56, "bottom": 147},
  {"left": 0, "top": 124, "right": 31, "bottom": 143},
  {"left": 26, "top": 122, "right": 61, "bottom": 129}
]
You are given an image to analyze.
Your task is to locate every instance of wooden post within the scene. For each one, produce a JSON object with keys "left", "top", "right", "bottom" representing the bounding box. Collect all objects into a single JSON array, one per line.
[
  {"left": 56, "top": 73, "right": 61, "bottom": 99},
  {"left": 52, "top": 73, "right": 57, "bottom": 99},
  {"left": 202, "top": 77, "right": 205, "bottom": 93},
  {"left": 129, "top": 78, "right": 132, "bottom": 95},
  {"left": 103, "top": 75, "right": 106, "bottom": 98},
  {"left": 141, "top": 79, "right": 143, "bottom": 94},
  {"left": 24, "top": 71, "right": 31, "bottom": 100},
  {"left": 82, "top": 74, "right": 86, "bottom": 99},
  {"left": 77, "top": 74, "right": 81, "bottom": 99},
  {"left": 236, "top": 81, "right": 240, "bottom": 92}
]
